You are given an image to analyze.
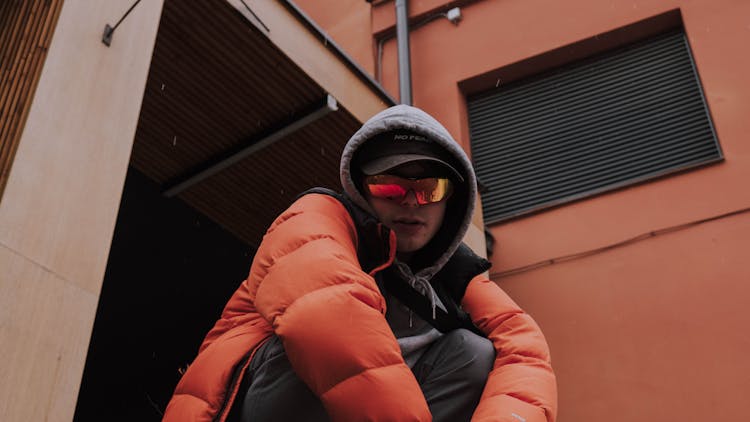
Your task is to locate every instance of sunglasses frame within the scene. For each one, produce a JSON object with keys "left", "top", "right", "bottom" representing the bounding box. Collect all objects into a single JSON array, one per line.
[{"left": 363, "top": 174, "right": 454, "bottom": 205}]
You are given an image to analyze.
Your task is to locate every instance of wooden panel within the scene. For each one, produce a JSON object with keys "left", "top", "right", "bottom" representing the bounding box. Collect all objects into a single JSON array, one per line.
[
  {"left": 0, "top": 0, "right": 165, "bottom": 419},
  {"left": 131, "top": 0, "right": 376, "bottom": 248},
  {"left": 0, "top": 0, "right": 63, "bottom": 199},
  {"left": 0, "top": 0, "right": 164, "bottom": 294},
  {"left": 229, "top": 0, "right": 392, "bottom": 122},
  {"left": 0, "top": 243, "right": 98, "bottom": 422}
]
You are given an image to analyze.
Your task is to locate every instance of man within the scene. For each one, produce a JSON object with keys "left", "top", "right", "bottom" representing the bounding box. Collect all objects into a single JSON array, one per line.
[{"left": 163, "top": 105, "right": 557, "bottom": 422}]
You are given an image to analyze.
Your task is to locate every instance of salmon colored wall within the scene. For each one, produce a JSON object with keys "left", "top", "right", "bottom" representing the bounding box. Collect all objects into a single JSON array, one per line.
[
  {"left": 498, "top": 213, "right": 750, "bottom": 421},
  {"left": 294, "top": 0, "right": 376, "bottom": 75},
  {"left": 302, "top": 0, "right": 750, "bottom": 420}
]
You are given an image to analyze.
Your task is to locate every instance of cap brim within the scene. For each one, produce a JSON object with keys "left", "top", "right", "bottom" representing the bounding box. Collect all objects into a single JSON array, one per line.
[{"left": 361, "top": 154, "right": 464, "bottom": 182}]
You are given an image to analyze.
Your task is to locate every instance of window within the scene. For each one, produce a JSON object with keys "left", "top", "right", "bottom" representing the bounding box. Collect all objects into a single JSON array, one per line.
[{"left": 468, "top": 31, "right": 722, "bottom": 223}]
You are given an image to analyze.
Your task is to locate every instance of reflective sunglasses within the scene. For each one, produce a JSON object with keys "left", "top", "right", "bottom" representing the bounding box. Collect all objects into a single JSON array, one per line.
[{"left": 363, "top": 174, "right": 453, "bottom": 205}]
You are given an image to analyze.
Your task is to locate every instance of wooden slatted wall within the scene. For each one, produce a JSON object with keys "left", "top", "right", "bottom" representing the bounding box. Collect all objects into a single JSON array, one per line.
[{"left": 0, "top": 0, "right": 63, "bottom": 199}]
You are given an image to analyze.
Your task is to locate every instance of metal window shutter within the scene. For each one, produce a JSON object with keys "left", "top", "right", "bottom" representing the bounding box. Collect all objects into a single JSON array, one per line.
[{"left": 468, "top": 31, "right": 722, "bottom": 223}]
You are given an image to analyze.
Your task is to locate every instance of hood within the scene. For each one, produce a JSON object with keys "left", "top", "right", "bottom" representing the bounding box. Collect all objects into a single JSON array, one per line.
[{"left": 340, "top": 104, "right": 478, "bottom": 283}]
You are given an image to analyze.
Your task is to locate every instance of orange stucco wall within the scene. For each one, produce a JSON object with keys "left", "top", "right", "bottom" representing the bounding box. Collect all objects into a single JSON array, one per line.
[
  {"left": 500, "top": 212, "right": 750, "bottom": 421},
  {"left": 293, "top": 0, "right": 376, "bottom": 75},
  {"left": 297, "top": 1, "right": 750, "bottom": 420}
]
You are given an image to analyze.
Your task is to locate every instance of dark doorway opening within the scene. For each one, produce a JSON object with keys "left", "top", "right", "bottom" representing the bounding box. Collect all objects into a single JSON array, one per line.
[{"left": 74, "top": 167, "right": 255, "bottom": 421}]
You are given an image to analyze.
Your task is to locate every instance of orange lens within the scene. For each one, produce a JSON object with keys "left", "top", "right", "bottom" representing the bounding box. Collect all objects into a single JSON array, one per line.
[
  {"left": 366, "top": 182, "right": 408, "bottom": 200},
  {"left": 364, "top": 175, "right": 453, "bottom": 205}
]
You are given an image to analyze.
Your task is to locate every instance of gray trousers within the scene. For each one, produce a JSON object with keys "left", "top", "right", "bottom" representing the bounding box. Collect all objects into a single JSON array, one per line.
[{"left": 226, "top": 328, "right": 494, "bottom": 422}]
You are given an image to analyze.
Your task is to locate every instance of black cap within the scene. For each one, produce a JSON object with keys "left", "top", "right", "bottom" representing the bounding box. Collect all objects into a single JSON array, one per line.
[{"left": 357, "top": 131, "right": 464, "bottom": 182}]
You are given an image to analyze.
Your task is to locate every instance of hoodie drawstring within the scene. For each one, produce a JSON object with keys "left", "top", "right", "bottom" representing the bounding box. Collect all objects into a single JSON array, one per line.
[{"left": 393, "top": 260, "right": 438, "bottom": 320}]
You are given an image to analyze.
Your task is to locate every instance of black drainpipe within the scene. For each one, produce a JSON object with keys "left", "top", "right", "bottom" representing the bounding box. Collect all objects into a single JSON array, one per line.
[{"left": 395, "top": 0, "right": 412, "bottom": 105}]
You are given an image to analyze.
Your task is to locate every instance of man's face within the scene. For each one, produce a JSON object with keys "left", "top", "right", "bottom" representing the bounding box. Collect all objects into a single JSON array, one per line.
[{"left": 364, "top": 162, "right": 449, "bottom": 258}]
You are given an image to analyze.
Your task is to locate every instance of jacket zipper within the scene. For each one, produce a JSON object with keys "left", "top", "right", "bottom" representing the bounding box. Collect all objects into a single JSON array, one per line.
[{"left": 214, "top": 335, "right": 272, "bottom": 422}]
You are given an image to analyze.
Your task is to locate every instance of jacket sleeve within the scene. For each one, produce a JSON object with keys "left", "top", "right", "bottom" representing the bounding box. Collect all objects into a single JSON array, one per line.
[
  {"left": 249, "top": 193, "right": 431, "bottom": 422},
  {"left": 461, "top": 275, "right": 557, "bottom": 422}
]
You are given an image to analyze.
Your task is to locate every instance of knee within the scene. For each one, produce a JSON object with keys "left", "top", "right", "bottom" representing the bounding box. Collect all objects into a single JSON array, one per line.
[{"left": 446, "top": 329, "right": 495, "bottom": 386}]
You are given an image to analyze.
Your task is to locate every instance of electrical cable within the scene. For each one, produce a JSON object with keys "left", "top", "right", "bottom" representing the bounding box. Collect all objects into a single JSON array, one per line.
[{"left": 490, "top": 205, "right": 750, "bottom": 279}]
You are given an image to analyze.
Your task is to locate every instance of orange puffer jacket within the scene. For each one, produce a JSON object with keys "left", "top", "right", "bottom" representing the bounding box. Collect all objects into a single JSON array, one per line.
[{"left": 163, "top": 193, "right": 557, "bottom": 422}]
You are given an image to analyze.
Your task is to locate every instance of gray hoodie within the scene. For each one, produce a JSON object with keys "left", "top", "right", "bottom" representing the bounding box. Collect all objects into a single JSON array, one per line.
[{"left": 339, "top": 104, "right": 479, "bottom": 365}]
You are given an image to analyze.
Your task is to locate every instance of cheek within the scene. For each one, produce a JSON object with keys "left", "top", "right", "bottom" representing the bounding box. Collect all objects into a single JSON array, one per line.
[
  {"left": 425, "top": 203, "right": 447, "bottom": 232},
  {"left": 367, "top": 197, "right": 394, "bottom": 221}
]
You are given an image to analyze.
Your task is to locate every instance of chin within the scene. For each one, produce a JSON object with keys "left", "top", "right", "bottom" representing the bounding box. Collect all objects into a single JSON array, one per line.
[{"left": 397, "top": 240, "right": 427, "bottom": 253}]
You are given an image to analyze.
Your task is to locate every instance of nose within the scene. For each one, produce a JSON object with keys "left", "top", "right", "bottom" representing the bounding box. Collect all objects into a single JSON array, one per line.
[{"left": 399, "top": 190, "right": 420, "bottom": 208}]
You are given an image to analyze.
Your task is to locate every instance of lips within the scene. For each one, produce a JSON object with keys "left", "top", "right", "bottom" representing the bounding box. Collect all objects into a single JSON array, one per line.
[{"left": 391, "top": 217, "right": 425, "bottom": 234}]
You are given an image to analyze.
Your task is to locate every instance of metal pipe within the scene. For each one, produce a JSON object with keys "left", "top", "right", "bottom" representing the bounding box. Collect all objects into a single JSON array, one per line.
[
  {"left": 395, "top": 0, "right": 412, "bottom": 105},
  {"left": 375, "top": 7, "right": 463, "bottom": 84}
]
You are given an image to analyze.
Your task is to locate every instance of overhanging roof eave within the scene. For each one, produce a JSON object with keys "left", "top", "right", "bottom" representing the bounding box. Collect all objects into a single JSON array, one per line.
[{"left": 226, "top": 0, "right": 394, "bottom": 123}]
